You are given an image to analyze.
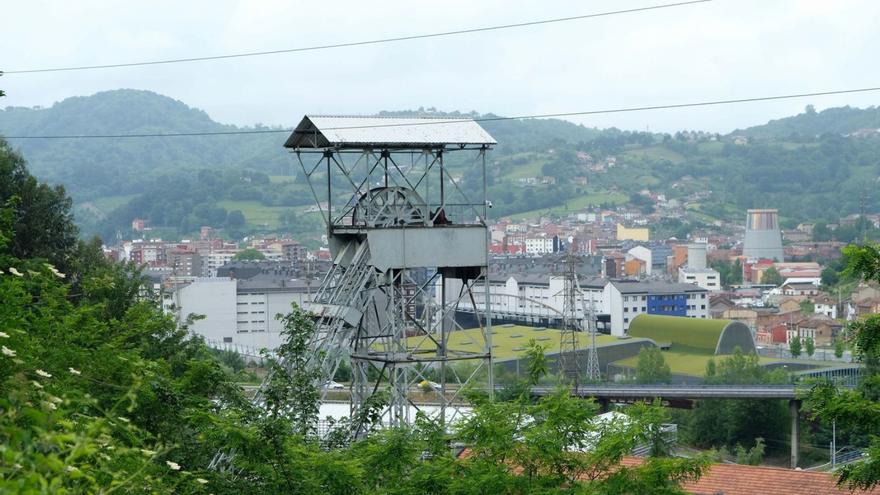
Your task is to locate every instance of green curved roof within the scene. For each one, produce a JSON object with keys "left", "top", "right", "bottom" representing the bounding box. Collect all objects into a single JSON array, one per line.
[{"left": 628, "top": 314, "right": 754, "bottom": 354}]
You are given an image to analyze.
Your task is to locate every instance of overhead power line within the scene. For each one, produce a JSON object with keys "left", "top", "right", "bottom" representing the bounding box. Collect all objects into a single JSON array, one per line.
[
  {"left": 1, "top": 0, "right": 711, "bottom": 74},
  {"left": 3, "top": 86, "right": 879, "bottom": 140}
]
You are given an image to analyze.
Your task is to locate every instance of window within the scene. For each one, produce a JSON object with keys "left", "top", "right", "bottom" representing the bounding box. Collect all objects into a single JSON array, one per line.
[
  {"left": 641, "top": 307, "right": 646, "bottom": 312},
  {"left": 641, "top": 296, "right": 647, "bottom": 301},
  {"left": 223, "top": 337, "right": 233, "bottom": 343},
  {"left": 701, "top": 305, "right": 706, "bottom": 309},
  {"left": 624, "top": 317, "right": 629, "bottom": 323},
  {"left": 236, "top": 329, "right": 249, "bottom": 334},
  {"left": 237, "top": 311, "right": 248, "bottom": 315},
  {"left": 701, "top": 294, "right": 706, "bottom": 299},
  {"left": 624, "top": 307, "right": 629, "bottom": 312}
]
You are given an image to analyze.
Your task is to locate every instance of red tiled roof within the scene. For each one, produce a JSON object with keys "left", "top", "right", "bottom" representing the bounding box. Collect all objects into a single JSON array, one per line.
[
  {"left": 619, "top": 457, "right": 874, "bottom": 494},
  {"left": 459, "top": 450, "right": 873, "bottom": 494}
]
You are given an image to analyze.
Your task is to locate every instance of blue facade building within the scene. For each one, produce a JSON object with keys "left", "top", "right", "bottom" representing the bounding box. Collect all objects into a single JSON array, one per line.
[{"left": 647, "top": 293, "right": 687, "bottom": 316}]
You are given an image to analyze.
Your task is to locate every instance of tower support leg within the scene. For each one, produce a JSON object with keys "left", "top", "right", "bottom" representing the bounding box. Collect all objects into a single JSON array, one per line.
[{"left": 789, "top": 399, "right": 800, "bottom": 469}]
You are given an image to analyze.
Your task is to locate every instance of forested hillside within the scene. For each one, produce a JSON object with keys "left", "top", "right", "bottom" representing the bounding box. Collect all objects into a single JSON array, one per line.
[{"left": 1, "top": 90, "right": 879, "bottom": 242}]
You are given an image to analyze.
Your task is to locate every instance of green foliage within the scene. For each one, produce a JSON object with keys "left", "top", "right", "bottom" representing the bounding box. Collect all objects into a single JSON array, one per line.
[
  {"left": 761, "top": 267, "right": 783, "bottom": 286},
  {"left": 710, "top": 258, "right": 743, "bottom": 288},
  {"left": 804, "top": 337, "right": 815, "bottom": 357},
  {"left": 0, "top": 142, "right": 78, "bottom": 273},
  {"left": 232, "top": 247, "right": 266, "bottom": 261},
  {"left": 635, "top": 346, "right": 672, "bottom": 384},
  {"left": 0, "top": 141, "right": 720, "bottom": 494},
  {"left": 835, "top": 337, "right": 846, "bottom": 359},
  {"left": 844, "top": 243, "right": 880, "bottom": 285},
  {"left": 807, "top": 243, "right": 880, "bottom": 490},
  {"left": 789, "top": 337, "right": 802, "bottom": 358},
  {"left": 734, "top": 438, "right": 765, "bottom": 466},
  {"left": 684, "top": 349, "right": 789, "bottom": 452},
  {"left": 800, "top": 299, "right": 815, "bottom": 315}
]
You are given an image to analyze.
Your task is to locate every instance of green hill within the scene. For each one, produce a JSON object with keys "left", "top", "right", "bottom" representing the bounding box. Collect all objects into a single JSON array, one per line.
[
  {"left": 736, "top": 104, "right": 880, "bottom": 139},
  {"left": 2, "top": 90, "right": 879, "bottom": 242}
]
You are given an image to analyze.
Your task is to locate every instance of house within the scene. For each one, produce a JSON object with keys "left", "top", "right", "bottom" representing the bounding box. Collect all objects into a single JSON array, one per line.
[
  {"left": 786, "top": 314, "right": 844, "bottom": 347},
  {"left": 813, "top": 294, "right": 838, "bottom": 319},
  {"left": 709, "top": 295, "right": 736, "bottom": 319},
  {"left": 781, "top": 282, "right": 819, "bottom": 297},
  {"left": 721, "top": 307, "right": 759, "bottom": 329},
  {"left": 778, "top": 298, "right": 803, "bottom": 314},
  {"left": 855, "top": 297, "right": 880, "bottom": 317}
]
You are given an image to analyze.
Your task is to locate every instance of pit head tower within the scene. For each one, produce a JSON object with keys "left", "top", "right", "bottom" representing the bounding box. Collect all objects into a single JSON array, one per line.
[{"left": 284, "top": 115, "right": 495, "bottom": 434}]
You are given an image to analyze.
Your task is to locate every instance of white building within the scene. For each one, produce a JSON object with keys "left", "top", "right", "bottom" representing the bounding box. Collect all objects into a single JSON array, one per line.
[
  {"left": 444, "top": 271, "right": 709, "bottom": 337},
  {"left": 201, "top": 249, "right": 240, "bottom": 277},
  {"left": 677, "top": 243, "right": 721, "bottom": 291},
  {"left": 525, "top": 237, "right": 555, "bottom": 255},
  {"left": 605, "top": 280, "right": 710, "bottom": 336},
  {"left": 678, "top": 268, "right": 721, "bottom": 291},
  {"left": 814, "top": 295, "right": 838, "bottom": 319},
  {"left": 164, "top": 267, "right": 317, "bottom": 350}
]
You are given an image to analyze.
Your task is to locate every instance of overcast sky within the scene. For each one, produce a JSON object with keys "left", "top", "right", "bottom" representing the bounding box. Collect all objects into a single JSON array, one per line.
[{"left": 2, "top": 0, "right": 879, "bottom": 133}]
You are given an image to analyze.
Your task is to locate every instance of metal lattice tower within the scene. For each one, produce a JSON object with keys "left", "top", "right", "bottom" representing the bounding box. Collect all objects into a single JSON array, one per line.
[
  {"left": 578, "top": 270, "right": 601, "bottom": 382},
  {"left": 559, "top": 252, "right": 583, "bottom": 385},
  {"left": 273, "top": 115, "right": 495, "bottom": 436}
]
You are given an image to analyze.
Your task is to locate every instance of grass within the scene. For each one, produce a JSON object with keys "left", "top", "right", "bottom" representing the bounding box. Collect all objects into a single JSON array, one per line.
[
  {"left": 507, "top": 190, "right": 628, "bottom": 220},
  {"left": 269, "top": 175, "right": 296, "bottom": 184},
  {"left": 621, "top": 146, "right": 685, "bottom": 164},
  {"left": 216, "top": 200, "right": 292, "bottom": 228},
  {"left": 613, "top": 348, "right": 833, "bottom": 377},
  {"left": 81, "top": 194, "right": 138, "bottom": 216},
  {"left": 404, "top": 325, "right": 629, "bottom": 362},
  {"left": 506, "top": 159, "right": 552, "bottom": 180}
]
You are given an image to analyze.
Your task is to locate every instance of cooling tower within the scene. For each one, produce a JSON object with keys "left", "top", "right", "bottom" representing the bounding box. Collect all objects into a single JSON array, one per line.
[{"left": 742, "top": 209, "right": 784, "bottom": 261}]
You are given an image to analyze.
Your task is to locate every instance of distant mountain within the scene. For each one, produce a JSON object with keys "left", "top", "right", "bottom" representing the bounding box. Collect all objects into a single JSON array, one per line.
[
  {"left": 2, "top": 90, "right": 879, "bottom": 242},
  {"left": 0, "top": 89, "right": 291, "bottom": 201},
  {"left": 736, "top": 105, "right": 880, "bottom": 139},
  {"left": 0, "top": 90, "right": 605, "bottom": 200}
]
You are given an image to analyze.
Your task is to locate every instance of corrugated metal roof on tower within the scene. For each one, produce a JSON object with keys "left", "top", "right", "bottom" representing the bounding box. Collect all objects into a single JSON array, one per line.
[{"left": 284, "top": 115, "right": 497, "bottom": 149}]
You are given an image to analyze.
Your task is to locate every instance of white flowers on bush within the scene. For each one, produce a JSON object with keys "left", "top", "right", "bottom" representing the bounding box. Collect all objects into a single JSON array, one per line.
[
  {"left": 2, "top": 346, "right": 16, "bottom": 357},
  {"left": 166, "top": 460, "right": 181, "bottom": 471},
  {"left": 35, "top": 369, "right": 52, "bottom": 378},
  {"left": 69, "top": 367, "right": 81, "bottom": 375},
  {"left": 196, "top": 478, "right": 208, "bottom": 484},
  {"left": 9, "top": 267, "right": 23, "bottom": 277},
  {"left": 0, "top": 332, "right": 9, "bottom": 338}
]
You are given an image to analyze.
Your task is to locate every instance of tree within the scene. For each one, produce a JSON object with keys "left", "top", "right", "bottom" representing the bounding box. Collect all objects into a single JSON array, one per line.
[
  {"left": 808, "top": 243, "right": 880, "bottom": 490},
  {"left": 804, "top": 337, "right": 815, "bottom": 357},
  {"left": 687, "top": 349, "right": 789, "bottom": 451},
  {"left": 635, "top": 346, "right": 671, "bottom": 384},
  {"left": 834, "top": 338, "right": 845, "bottom": 359},
  {"left": 735, "top": 437, "right": 766, "bottom": 465},
  {"left": 233, "top": 247, "right": 266, "bottom": 261},
  {"left": 226, "top": 209, "right": 246, "bottom": 228},
  {"left": 761, "top": 267, "right": 783, "bottom": 286},
  {"left": 0, "top": 140, "right": 78, "bottom": 272},
  {"left": 800, "top": 299, "right": 815, "bottom": 315},
  {"left": 789, "top": 336, "right": 802, "bottom": 358}
]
